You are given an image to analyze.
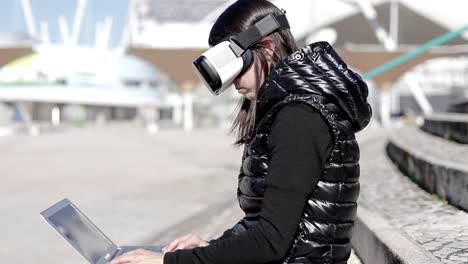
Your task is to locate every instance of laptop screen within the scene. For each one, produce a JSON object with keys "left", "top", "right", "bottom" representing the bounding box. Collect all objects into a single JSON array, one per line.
[{"left": 44, "top": 202, "right": 115, "bottom": 264}]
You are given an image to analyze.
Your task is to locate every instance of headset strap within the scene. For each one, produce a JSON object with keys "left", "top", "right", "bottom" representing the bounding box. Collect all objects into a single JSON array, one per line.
[{"left": 229, "top": 13, "right": 290, "bottom": 57}]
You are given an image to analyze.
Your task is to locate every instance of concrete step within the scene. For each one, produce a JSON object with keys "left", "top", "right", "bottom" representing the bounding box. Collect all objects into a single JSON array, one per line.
[
  {"left": 387, "top": 126, "right": 468, "bottom": 211},
  {"left": 422, "top": 112, "right": 468, "bottom": 143},
  {"left": 353, "top": 127, "right": 468, "bottom": 264},
  {"left": 448, "top": 101, "right": 468, "bottom": 114}
]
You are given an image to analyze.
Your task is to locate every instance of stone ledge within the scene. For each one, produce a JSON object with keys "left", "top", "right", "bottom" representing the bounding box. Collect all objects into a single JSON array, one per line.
[
  {"left": 448, "top": 101, "right": 468, "bottom": 114},
  {"left": 422, "top": 112, "right": 468, "bottom": 143},
  {"left": 387, "top": 126, "right": 468, "bottom": 211},
  {"left": 352, "top": 203, "right": 441, "bottom": 264},
  {"left": 356, "top": 128, "right": 468, "bottom": 263}
]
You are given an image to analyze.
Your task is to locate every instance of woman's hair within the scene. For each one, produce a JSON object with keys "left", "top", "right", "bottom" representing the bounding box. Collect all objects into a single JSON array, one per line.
[{"left": 209, "top": 0, "right": 298, "bottom": 146}]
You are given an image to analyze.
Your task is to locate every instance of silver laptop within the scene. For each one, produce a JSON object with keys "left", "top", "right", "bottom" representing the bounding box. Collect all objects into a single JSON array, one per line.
[{"left": 40, "top": 198, "right": 163, "bottom": 264}]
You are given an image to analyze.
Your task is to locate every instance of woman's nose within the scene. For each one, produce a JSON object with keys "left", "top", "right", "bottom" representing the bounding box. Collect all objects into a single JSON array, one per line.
[{"left": 233, "top": 79, "right": 240, "bottom": 88}]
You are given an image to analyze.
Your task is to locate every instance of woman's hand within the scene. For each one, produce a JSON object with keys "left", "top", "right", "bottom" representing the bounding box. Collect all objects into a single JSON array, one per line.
[
  {"left": 108, "top": 249, "right": 164, "bottom": 264},
  {"left": 162, "top": 233, "right": 209, "bottom": 253}
]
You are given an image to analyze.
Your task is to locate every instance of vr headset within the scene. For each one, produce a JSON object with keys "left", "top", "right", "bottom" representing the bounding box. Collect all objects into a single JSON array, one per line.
[{"left": 193, "top": 12, "right": 290, "bottom": 96}]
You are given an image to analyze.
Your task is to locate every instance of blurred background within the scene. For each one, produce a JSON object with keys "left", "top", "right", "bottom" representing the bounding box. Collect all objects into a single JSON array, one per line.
[{"left": 1, "top": 0, "right": 467, "bottom": 263}]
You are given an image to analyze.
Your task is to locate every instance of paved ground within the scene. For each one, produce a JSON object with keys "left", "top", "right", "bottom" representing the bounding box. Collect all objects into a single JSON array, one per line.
[
  {"left": 357, "top": 127, "right": 468, "bottom": 264},
  {"left": 0, "top": 123, "right": 361, "bottom": 264}
]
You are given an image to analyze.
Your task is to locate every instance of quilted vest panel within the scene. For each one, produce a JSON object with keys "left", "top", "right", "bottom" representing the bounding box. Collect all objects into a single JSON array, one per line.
[{"left": 229, "top": 41, "right": 371, "bottom": 264}]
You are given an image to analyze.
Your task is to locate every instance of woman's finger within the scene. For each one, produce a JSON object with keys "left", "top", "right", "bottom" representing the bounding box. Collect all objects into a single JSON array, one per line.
[
  {"left": 163, "top": 238, "right": 181, "bottom": 252},
  {"left": 108, "top": 254, "right": 140, "bottom": 264},
  {"left": 163, "top": 234, "right": 192, "bottom": 252},
  {"left": 108, "top": 249, "right": 150, "bottom": 264},
  {"left": 173, "top": 236, "right": 201, "bottom": 251},
  {"left": 174, "top": 240, "right": 189, "bottom": 250}
]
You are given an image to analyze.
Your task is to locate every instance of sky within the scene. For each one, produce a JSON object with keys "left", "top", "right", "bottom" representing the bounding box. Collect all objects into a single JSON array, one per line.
[{"left": 0, "top": 0, "right": 129, "bottom": 47}]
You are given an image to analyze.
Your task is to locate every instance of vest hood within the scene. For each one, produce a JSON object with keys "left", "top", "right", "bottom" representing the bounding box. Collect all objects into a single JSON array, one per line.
[{"left": 255, "top": 41, "right": 372, "bottom": 132}]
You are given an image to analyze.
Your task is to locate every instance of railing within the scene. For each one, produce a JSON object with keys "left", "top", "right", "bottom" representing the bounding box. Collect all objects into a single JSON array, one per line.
[{"left": 363, "top": 25, "right": 468, "bottom": 80}]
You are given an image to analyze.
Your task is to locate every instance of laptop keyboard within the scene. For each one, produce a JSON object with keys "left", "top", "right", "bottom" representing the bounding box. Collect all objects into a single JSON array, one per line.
[{"left": 117, "top": 245, "right": 164, "bottom": 256}]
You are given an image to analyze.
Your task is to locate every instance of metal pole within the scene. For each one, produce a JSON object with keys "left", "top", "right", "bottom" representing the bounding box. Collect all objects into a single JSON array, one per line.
[
  {"left": 353, "top": 0, "right": 396, "bottom": 51},
  {"left": 404, "top": 75, "right": 433, "bottom": 115},
  {"left": 380, "top": 90, "right": 392, "bottom": 127},
  {"left": 364, "top": 25, "right": 468, "bottom": 80},
  {"left": 98, "top": 16, "right": 113, "bottom": 49},
  {"left": 40, "top": 21, "right": 50, "bottom": 44},
  {"left": 20, "top": 0, "right": 37, "bottom": 36},
  {"left": 52, "top": 106, "right": 60, "bottom": 126},
  {"left": 94, "top": 21, "right": 103, "bottom": 48},
  {"left": 58, "top": 15, "right": 71, "bottom": 45},
  {"left": 183, "top": 92, "right": 194, "bottom": 131},
  {"left": 71, "top": 0, "right": 87, "bottom": 44},
  {"left": 390, "top": 0, "right": 399, "bottom": 47}
]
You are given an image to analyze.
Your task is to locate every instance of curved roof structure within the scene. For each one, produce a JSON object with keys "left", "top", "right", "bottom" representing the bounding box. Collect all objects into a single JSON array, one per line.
[
  {"left": 151, "top": 0, "right": 230, "bottom": 23},
  {"left": 0, "top": 46, "right": 165, "bottom": 86},
  {"left": 0, "top": 32, "right": 36, "bottom": 47},
  {"left": 0, "top": 48, "right": 174, "bottom": 107},
  {"left": 1, "top": 0, "right": 467, "bottom": 89},
  {"left": 318, "top": 2, "right": 468, "bottom": 47},
  {"left": 128, "top": 0, "right": 468, "bottom": 49}
]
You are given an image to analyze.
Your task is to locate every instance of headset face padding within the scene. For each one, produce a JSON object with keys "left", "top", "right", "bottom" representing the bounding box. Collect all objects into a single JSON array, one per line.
[{"left": 239, "top": 49, "right": 254, "bottom": 77}]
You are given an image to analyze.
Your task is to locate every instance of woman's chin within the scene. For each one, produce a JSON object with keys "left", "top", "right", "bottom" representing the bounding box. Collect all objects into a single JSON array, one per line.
[
  {"left": 237, "top": 89, "right": 255, "bottom": 100},
  {"left": 245, "top": 94, "right": 254, "bottom": 100}
]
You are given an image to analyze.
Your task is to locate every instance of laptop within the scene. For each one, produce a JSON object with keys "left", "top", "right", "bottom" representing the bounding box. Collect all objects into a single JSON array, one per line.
[{"left": 40, "top": 198, "right": 163, "bottom": 264}]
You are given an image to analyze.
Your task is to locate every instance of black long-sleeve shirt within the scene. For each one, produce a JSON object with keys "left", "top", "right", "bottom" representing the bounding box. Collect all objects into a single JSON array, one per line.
[{"left": 164, "top": 103, "right": 333, "bottom": 264}]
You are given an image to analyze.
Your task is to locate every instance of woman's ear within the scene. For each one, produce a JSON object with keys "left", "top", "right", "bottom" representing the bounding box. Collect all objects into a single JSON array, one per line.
[{"left": 258, "top": 36, "right": 276, "bottom": 59}]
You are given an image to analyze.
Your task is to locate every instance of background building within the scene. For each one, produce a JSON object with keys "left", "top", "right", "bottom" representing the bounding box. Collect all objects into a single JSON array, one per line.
[{"left": 0, "top": 0, "right": 467, "bottom": 129}]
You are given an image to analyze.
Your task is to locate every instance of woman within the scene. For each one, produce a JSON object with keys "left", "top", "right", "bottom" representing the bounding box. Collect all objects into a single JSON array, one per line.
[{"left": 109, "top": 0, "right": 372, "bottom": 263}]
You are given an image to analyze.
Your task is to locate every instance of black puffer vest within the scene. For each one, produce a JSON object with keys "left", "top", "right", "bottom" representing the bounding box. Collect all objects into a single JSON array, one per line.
[{"left": 232, "top": 42, "right": 372, "bottom": 263}]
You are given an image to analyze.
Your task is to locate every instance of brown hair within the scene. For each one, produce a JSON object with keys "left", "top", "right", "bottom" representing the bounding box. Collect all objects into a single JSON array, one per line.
[{"left": 209, "top": 0, "right": 298, "bottom": 146}]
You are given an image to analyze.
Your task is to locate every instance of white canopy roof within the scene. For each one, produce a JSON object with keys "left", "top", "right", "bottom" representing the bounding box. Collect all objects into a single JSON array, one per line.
[{"left": 130, "top": 0, "right": 468, "bottom": 49}]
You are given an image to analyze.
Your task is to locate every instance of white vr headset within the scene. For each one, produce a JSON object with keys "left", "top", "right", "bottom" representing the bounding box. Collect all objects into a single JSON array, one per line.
[{"left": 193, "top": 12, "right": 290, "bottom": 96}]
